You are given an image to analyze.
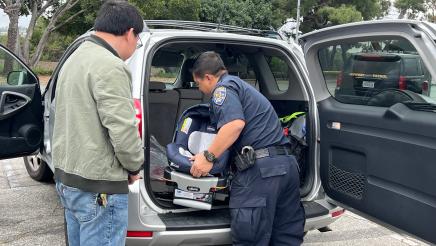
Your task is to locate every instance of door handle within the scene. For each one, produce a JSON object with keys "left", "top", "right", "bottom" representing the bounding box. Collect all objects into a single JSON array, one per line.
[{"left": 0, "top": 91, "right": 32, "bottom": 120}]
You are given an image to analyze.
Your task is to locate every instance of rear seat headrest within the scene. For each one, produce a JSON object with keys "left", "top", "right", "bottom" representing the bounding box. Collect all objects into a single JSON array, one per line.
[{"left": 149, "top": 81, "right": 166, "bottom": 91}]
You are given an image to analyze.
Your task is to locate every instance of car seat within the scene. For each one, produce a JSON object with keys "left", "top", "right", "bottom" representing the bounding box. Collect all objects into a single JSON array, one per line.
[{"left": 165, "top": 104, "right": 230, "bottom": 210}]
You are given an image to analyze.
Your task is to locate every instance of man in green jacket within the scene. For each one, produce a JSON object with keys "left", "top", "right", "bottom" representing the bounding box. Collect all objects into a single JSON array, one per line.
[{"left": 52, "top": 1, "right": 144, "bottom": 245}]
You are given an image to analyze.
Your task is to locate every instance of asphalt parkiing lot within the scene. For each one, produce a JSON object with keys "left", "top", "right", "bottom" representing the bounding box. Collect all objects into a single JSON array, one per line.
[{"left": 0, "top": 158, "right": 429, "bottom": 246}]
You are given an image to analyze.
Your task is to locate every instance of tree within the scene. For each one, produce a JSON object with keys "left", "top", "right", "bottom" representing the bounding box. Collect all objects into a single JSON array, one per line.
[
  {"left": 395, "top": 0, "right": 426, "bottom": 19},
  {"left": 200, "top": 0, "right": 273, "bottom": 29},
  {"left": 0, "top": 0, "right": 83, "bottom": 67},
  {"left": 426, "top": 0, "right": 436, "bottom": 22},
  {"left": 131, "top": 0, "right": 201, "bottom": 20},
  {"left": 317, "top": 4, "right": 362, "bottom": 25},
  {"left": 270, "top": 0, "right": 388, "bottom": 32},
  {"left": 0, "top": 0, "right": 22, "bottom": 73}
]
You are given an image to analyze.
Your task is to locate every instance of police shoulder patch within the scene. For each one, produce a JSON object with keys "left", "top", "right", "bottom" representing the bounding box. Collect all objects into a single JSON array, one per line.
[{"left": 213, "top": 86, "right": 227, "bottom": 106}]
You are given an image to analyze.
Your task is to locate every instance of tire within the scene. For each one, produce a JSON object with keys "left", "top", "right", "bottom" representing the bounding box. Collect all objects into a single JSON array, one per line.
[{"left": 23, "top": 154, "right": 53, "bottom": 182}]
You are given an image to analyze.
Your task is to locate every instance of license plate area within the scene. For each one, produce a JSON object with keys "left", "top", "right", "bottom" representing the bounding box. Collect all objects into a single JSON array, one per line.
[{"left": 362, "top": 81, "right": 375, "bottom": 88}]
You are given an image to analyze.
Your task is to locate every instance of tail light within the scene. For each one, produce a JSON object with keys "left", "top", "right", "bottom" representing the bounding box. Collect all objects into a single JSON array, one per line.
[
  {"left": 134, "top": 99, "right": 142, "bottom": 138},
  {"left": 422, "top": 80, "right": 429, "bottom": 93},
  {"left": 336, "top": 71, "right": 344, "bottom": 87},
  {"left": 127, "top": 231, "right": 153, "bottom": 238},
  {"left": 398, "top": 76, "right": 407, "bottom": 90},
  {"left": 331, "top": 209, "right": 345, "bottom": 218}
]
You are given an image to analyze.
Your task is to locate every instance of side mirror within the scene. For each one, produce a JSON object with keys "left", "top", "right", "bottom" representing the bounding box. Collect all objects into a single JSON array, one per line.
[{"left": 7, "top": 71, "right": 26, "bottom": 86}]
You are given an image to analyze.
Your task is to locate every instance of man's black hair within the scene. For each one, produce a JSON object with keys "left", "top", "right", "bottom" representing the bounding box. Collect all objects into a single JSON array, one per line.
[
  {"left": 94, "top": 0, "right": 143, "bottom": 36},
  {"left": 192, "top": 51, "right": 227, "bottom": 78}
]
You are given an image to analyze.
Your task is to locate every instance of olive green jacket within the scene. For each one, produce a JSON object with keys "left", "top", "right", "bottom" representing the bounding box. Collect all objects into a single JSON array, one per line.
[{"left": 52, "top": 36, "right": 144, "bottom": 194}]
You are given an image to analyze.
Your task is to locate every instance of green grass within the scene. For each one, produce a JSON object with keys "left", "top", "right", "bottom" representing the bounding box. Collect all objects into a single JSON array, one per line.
[{"left": 32, "top": 65, "right": 54, "bottom": 76}]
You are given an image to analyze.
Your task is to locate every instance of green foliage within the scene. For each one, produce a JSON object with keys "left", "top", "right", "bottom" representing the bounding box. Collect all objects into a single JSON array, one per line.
[
  {"left": 56, "top": 0, "right": 101, "bottom": 36},
  {"left": 0, "top": 35, "right": 6, "bottom": 46},
  {"left": 200, "top": 0, "right": 273, "bottom": 29},
  {"left": 15, "top": 0, "right": 398, "bottom": 63},
  {"left": 286, "top": 0, "right": 386, "bottom": 32},
  {"left": 395, "top": 0, "right": 426, "bottom": 17},
  {"left": 131, "top": 0, "right": 201, "bottom": 20},
  {"left": 318, "top": 5, "right": 362, "bottom": 25},
  {"left": 32, "top": 65, "right": 54, "bottom": 76}
]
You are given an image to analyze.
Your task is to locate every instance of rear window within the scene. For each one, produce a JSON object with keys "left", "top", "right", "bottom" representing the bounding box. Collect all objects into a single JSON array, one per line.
[
  {"left": 318, "top": 38, "right": 434, "bottom": 106},
  {"left": 351, "top": 56, "right": 400, "bottom": 75}
]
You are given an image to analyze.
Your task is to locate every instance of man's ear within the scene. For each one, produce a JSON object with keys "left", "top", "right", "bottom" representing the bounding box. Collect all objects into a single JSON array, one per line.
[
  {"left": 204, "top": 74, "right": 212, "bottom": 82},
  {"left": 125, "top": 28, "right": 135, "bottom": 41}
]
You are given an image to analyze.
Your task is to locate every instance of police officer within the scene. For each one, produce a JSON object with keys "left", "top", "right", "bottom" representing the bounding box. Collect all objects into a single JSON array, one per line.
[{"left": 189, "top": 51, "right": 305, "bottom": 245}]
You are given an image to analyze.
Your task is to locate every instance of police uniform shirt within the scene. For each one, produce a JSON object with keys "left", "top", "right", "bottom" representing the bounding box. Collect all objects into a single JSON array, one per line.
[{"left": 210, "top": 73, "right": 288, "bottom": 151}]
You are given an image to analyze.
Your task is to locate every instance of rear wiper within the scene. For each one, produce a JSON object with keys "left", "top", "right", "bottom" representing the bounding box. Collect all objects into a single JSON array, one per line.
[{"left": 403, "top": 102, "right": 436, "bottom": 112}]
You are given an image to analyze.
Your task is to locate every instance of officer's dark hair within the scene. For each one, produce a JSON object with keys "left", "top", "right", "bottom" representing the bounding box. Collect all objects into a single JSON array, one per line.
[
  {"left": 192, "top": 51, "right": 227, "bottom": 78},
  {"left": 94, "top": 0, "right": 143, "bottom": 36}
]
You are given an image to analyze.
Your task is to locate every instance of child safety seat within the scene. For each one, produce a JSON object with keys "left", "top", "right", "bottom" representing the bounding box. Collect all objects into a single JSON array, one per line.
[{"left": 165, "top": 104, "right": 230, "bottom": 210}]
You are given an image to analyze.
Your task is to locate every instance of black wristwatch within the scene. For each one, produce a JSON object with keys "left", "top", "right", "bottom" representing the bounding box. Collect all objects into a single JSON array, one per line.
[{"left": 203, "top": 150, "right": 217, "bottom": 163}]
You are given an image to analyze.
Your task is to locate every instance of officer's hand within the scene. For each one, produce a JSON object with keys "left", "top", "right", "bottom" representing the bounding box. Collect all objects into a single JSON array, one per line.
[{"left": 190, "top": 153, "right": 213, "bottom": 178}]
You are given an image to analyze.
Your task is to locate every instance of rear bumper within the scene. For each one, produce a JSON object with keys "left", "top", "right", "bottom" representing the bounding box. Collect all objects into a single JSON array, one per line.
[
  {"left": 126, "top": 207, "right": 343, "bottom": 246},
  {"left": 126, "top": 228, "right": 231, "bottom": 246}
]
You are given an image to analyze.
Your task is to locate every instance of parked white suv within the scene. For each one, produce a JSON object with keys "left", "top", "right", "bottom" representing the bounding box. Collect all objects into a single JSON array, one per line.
[{"left": 1, "top": 19, "right": 436, "bottom": 245}]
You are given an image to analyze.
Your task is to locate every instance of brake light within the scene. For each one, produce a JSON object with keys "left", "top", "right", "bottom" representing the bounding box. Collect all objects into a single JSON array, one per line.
[
  {"left": 331, "top": 209, "right": 345, "bottom": 218},
  {"left": 127, "top": 231, "right": 153, "bottom": 238},
  {"left": 134, "top": 99, "right": 142, "bottom": 138},
  {"left": 336, "top": 71, "right": 344, "bottom": 87},
  {"left": 398, "top": 76, "right": 407, "bottom": 90}
]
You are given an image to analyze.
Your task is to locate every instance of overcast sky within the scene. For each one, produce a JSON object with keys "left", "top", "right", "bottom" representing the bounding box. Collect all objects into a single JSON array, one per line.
[{"left": 0, "top": 9, "right": 31, "bottom": 28}]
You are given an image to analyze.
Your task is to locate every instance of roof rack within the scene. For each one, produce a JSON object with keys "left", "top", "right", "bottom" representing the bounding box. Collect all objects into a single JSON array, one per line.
[{"left": 144, "top": 20, "right": 283, "bottom": 39}]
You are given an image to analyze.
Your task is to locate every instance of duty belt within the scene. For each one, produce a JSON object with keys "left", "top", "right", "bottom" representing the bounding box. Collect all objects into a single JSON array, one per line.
[{"left": 254, "top": 145, "right": 291, "bottom": 159}]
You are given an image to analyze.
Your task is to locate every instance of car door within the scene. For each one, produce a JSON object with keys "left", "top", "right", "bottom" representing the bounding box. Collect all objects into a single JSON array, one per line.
[
  {"left": 300, "top": 21, "right": 436, "bottom": 243},
  {"left": 0, "top": 44, "right": 43, "bottom": 159}
]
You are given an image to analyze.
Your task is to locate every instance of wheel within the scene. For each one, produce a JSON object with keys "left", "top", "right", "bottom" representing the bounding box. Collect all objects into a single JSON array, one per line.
[{"left": 23, "top": 154, "right": 53, "bottom": 182}]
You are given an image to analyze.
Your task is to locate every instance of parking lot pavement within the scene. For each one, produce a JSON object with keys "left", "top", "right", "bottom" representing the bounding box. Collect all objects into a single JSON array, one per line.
[
  {"left": 0, "top": 158, "right": 64, "bottom": 246},
  {"left": 0, "top": 158, "right": 430, "bottom": 246},
  {"left": 303, "top": 212, "right": 428, "bottom": 246}
]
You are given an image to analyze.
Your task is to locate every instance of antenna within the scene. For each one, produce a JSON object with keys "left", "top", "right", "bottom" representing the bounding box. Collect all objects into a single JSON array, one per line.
[{"left": 217, "top": 0, "right": 226, "bottom": 31}]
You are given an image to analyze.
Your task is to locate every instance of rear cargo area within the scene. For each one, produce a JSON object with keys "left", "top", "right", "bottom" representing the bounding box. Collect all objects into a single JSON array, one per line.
[{"left": 145, "top": 40, "right": 314, "bottom": 210}]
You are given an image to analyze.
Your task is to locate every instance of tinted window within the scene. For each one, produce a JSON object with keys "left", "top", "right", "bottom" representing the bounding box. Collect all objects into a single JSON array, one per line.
[
  {"left": 0, "top": 48, "right": 35, "bottom": 86},
  {"left": 318, "top": 38, "right": 433, "bottom": 106},
  {"left": 403, "top": 58, "right": 420, "bottom": 76},
  {"left": 267, "top": 56, "right": 290, "bottom": 91},
  {"left": 226, "top": 54, "right": 259, "bottom": 90},
  {"left": 150, "top": 51, "right": 184, "bottom": 84}
]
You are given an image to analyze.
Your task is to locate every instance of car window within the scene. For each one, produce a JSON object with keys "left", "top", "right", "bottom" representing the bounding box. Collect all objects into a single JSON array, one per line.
[
  {"left": 150, "top": 65, "right": 182, "bottom": 84},
  {"left": 318, "top": 38, "right": 434, "bottom": 106},
  {"left": 403, "top": 58, "right": 420, "bottom": 76},
  {"left": 0, "top": 48, "right": 34, "bottom": 86},
  {"left": 150, "top": 51, "right": 184, "bottom": 84},
  {"left": 267, "top": 56, "right": 290, "bottom": 91},
  {"left": 225, "top": 54, "right": 259, "bottom": 90}
]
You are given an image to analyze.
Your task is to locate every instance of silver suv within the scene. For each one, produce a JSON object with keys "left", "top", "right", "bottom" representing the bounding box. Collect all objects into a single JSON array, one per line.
[{"left": 1, "top": 20, "right": 436, "bottom": 245}]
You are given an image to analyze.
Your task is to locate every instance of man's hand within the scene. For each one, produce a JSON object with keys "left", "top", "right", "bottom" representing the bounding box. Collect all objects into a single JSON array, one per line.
[
  {"left": 128, "top": 174, "right": 142, "bottom": 184},
  {"left": 190, "top": 152, "right": 213, "bottom": 178}
]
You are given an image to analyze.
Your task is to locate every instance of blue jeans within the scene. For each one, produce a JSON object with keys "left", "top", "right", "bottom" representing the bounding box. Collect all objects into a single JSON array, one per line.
[{"left": 55, "top": 182, "right": 128, "bottom": 246}]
